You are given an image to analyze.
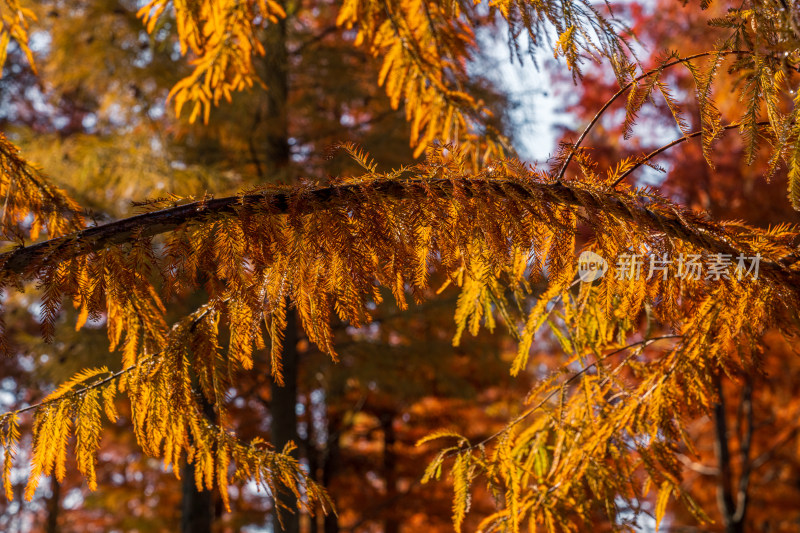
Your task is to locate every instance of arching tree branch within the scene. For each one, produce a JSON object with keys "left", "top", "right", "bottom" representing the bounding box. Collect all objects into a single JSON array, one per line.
[{"left": 0, "top": 176, "right": 795, "bottom": 283}]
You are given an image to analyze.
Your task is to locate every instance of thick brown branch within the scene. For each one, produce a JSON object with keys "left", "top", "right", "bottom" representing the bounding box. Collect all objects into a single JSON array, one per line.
[{"left": 0, "top": 177, "right": 795, "bottom": 283}]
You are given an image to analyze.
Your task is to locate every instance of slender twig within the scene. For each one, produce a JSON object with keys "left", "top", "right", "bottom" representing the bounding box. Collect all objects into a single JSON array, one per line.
[
  {"left": 751, "top": 425, "right": 798, "bottom": 469},
  {"left": 609, "top": 121, "right": 771, "bottom": 188},
  {"left": 290, "top": 25, "right": 339, "bottom": 56},
  {"left": 444, "top": 334, "right": 682, "bottom": 456},
  {"left": 556, "top": 50, "right": 748, "bottom": 182},
  {"left": 1, "top": 355, "right": 155, "bottom": 420},
  {"left": 677, "top": 453, "right": 719, "bottom": 476},
  {"left": 0, "top": 304, "right": 217, "bottom": 420}
]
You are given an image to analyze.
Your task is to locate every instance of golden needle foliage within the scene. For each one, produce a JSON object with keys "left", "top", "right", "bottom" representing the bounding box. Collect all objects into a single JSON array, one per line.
[
  {"left": 0, "top": 139, "right": 798, "bottom": 528},
  {"left": 0, "top": 0, "right": 800, "bottom": 531},
  {"left": 0, "top": 0, "right": 35, "bottom": 76}
]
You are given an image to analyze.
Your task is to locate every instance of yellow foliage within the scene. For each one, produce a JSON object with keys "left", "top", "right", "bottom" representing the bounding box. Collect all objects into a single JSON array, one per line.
[
  {"left": 0, "top": 139, "right": 797, "bottom": 526},
  {"left": 137, "top": 0, "right": 286, "bottom": 124},
  {"left": 0, "top": 0, "right": 36, "bottom": 75},
  {"left": 2, "top": 0, "right": 800, "bottom": 528}
]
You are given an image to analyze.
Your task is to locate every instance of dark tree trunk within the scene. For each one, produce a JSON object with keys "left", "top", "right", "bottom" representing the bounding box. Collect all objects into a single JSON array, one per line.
[
  {"left": 306, "top": 419, "right": 320, "bottom": 533},
  {"left": 261, "top": 0, "right": 290, "bottom": 182},
  {"left": 181, "top": 391, "right": 217, "bottom": 533},
  {"left": 380, "top": 412, "right": 399, "bottom": 533},
  {"left": 181, "top": 461, "right": 214, "bottom": 533},
  {"left": 713, "top": 376, "right": 753, "bottom": 533},
  {"left": 44, "top": 475, "right": 60, "bottom": 533},
  {"left": 271, "top": 307, "right": 300, "bottom": 533},
  {"left": 322, "top": 412, "right": 341, "bottom": 533},
  {"left": 260, "top": 3, "right": 297, "bottom": 530}
]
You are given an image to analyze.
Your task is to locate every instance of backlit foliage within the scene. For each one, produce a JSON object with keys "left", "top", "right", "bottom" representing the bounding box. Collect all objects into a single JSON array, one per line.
[
  {"left": 0, "top": 0, "right": 35, "bottom": 76},
  {"left": 137, "top": 0, "right": 287, "bottom": 123},
  {"left": 0, "top": 137, "right": 799, "bottom": 528},
  {"left": 1, "top": 0, "right": 800, "bottom": 531},
  {"left": 133, "top": 0, "right": 632, "bottom": 160},
  {"left": 0, "top": 134, "right": 83, "bottom": 243}
]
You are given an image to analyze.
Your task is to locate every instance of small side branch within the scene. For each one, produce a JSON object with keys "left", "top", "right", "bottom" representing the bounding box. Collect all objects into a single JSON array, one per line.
[
  {"left": 556, "top": 50, "right": 748, "bottom": 182},
  {"left": 448, "top": 334, "right": 682, "bottom": 457},
  {"left": 0, "top": 304, "right": 216, "bottom": 421},
  {"left": 609, "top": 121, "right": 770, "bottom": 188}
]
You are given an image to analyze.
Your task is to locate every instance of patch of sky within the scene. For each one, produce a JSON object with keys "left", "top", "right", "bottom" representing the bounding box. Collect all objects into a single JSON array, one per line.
[
  {"left": 616, "top": 495, "right": 660, "bottom": 532},
  {"left": 29, "top": 31, "right": 52, "bottom": 55},
  {"left": 471, "top": 28, "right": 569, "bottom": 164}
]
